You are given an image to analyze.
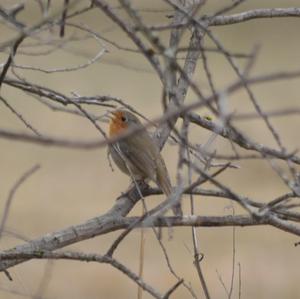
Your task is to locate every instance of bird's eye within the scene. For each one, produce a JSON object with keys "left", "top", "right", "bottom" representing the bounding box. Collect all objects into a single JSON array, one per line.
[{"left": 121, "top": 116, "right": 127, "bottom": 122}]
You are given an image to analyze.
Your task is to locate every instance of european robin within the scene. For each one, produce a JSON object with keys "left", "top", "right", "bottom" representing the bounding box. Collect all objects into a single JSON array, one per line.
[{"left": 108, "top": 109, "right": 182, "bottom": 216}]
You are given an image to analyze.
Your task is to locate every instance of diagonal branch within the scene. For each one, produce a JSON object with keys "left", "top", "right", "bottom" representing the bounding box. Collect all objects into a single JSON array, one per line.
[{"left": 210, "top": 8, "right": 300, "bottom": 26}]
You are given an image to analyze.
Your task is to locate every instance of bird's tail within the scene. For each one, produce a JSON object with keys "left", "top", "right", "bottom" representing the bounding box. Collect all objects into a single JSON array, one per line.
[{"left": 158, "top": 174, "right": 183, "bottom": 216}]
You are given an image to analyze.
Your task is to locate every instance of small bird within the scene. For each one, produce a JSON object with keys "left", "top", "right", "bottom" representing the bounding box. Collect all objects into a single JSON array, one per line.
[{"left": 108, "top": 109, "right": 182, "bottom": 216}]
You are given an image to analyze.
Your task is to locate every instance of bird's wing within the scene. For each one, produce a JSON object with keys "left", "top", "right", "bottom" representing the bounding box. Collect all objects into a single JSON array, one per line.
[
  {"left": 117, "top": 132, "right": 159, "bottom": 182},
  {"left": 119, "top": 133, "right": 182, "bottom": 215}
]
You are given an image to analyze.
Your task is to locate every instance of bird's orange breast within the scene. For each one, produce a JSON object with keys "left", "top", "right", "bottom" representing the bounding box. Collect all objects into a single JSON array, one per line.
[{"left": 109, "top": 111, "right": 128, "bottom": 137}]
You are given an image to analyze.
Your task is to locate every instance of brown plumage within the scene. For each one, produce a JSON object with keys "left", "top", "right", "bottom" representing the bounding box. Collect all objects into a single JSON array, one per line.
[{"left": 108, "top": 109, "right": 182, "bottom": 216}]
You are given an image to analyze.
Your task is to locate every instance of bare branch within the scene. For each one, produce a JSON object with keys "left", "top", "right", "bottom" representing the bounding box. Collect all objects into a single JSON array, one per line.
[
  {"left": 0, "top": 250, "right": 163, "bottom": 299},
  {"left": 0, "top": 165, "right": 40, "bottom": 239},
  {"left": 210, "top": 8, "right": 300, "bottom": 26},
  {"left": 0, "top": 212, "right": 288, "bottom": 273}
]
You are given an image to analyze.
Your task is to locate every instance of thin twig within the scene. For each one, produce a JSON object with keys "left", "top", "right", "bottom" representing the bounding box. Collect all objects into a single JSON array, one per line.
[
  {"left": 0, "top": 35, "right": 24, "bottom": 89},
  {"left": 0, "top": 95, "right": 41, "bottom": 136},
  {"left": 0, "top": 165, "right": 40, "bottom": 239}
]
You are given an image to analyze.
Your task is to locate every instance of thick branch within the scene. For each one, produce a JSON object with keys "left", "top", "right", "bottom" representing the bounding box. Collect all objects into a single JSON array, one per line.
[
  {"left": 0, "top": 211, "right": 297, "bottom": 272},
  {"left": 210, "top": 8, "right": 300, "bottom": 26},
  {"left": 151, "top": 8, "right": 300, "bottom": 30}
]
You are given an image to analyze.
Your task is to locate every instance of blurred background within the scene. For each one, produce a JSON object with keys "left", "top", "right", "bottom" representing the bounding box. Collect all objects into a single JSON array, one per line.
[{"left": 0, "top": 0, "right": 300, "bottom": 298}]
